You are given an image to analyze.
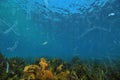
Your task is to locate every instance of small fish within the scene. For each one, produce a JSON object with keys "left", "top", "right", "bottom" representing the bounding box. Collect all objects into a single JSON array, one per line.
[
  {"left": 108, "top": 13, "right": 115, "bottom": 16},
  {"left": 42, "top": 41, "right": 48, "bottom": 45}
]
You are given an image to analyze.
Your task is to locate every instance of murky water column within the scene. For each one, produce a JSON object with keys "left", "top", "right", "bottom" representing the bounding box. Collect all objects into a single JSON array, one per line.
[{"left": 0, "top": 0, "right": 120, "bottom": 60}]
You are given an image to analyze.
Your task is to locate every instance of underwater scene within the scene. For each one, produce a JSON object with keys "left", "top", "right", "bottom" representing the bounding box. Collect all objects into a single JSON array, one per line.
[{"left": 0, "top": 0, "right": 120, "bottom": 80}]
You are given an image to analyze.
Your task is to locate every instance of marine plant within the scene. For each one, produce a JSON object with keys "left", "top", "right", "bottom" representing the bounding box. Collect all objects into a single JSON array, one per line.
[
  {"left": 22, "top": 58, "right": 53, "bottom": 80},
  {"left": 0, "top": 52, "right": 7, "bottom": 80},
  {"left": 0, "top": 52, "right": 120, "bottom": 80},
  {"left": 7, "top": 57, "right": 26, "bottom": 80},
  {"left": 0, "top": 52, "right": 26, "bottom": 80}
]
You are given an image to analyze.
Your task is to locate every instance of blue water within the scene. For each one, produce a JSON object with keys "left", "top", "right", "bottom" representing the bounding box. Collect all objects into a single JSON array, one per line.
[{"left": 0, "top": 0, "right": 120, "bottom": 59}]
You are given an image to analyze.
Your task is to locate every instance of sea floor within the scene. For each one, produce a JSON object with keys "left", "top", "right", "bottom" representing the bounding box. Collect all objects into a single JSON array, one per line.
[{"left": 0, "top": 52, "right": 120, "bottom": 80}]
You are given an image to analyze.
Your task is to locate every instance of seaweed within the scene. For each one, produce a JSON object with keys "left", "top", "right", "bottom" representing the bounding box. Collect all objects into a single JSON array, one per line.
[
  {"left": 0, "top": 52, "right": 120, "bottom": 80},
  {"left": 7, "top": 57, "right": 26, "bottom": 80},
  {"left": 0, "top": 52, "right": 26, "bottom": 80},
  {"left": 0, "top": 52, "right": 7, "bottom": 80}
]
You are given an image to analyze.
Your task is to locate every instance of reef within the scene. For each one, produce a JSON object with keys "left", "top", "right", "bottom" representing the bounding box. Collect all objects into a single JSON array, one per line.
[{"left": 0, "top": 52, "right": 120, "bottom": 80}]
